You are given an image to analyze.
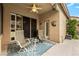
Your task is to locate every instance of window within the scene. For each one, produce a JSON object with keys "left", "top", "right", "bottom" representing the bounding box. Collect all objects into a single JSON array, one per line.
[{"left": 10, "top": 14, "right": 16, "bottom": 32}]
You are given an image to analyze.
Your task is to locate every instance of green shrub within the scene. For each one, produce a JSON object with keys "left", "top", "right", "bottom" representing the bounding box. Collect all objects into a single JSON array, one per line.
[{"left": 66, "top": 19, "right": 78, "bottom": 39}]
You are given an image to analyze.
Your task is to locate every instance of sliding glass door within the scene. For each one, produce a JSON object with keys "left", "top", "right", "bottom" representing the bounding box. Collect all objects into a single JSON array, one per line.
[
  {"left": 23, "top": 16, "right": 30, "bottom": 38},
  {"left": 31, "top": 19, "right": 37, "bottom": 38},
  {"left": 23, "top": 16, "right": 37, "bottom": 38}
]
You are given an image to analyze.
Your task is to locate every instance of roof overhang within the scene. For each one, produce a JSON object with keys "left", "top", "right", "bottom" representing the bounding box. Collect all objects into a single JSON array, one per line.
[
  {"left": 59, "top": 3, "right": 70, "bottom": 19},
  {"left": 51, "top": 3, "right": 70, "bottom": 19}
]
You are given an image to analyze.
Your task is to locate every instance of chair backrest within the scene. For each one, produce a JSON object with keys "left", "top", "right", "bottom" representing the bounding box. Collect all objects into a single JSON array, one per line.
[
  {"left": 16, "top": 30, "right": 26, "bottom": 46},
  {"left": 38, "top": 30, "right": 44, "bottom": 40},
  {"left": 65, "top": 35, "right": 72, "bottom": 40}
]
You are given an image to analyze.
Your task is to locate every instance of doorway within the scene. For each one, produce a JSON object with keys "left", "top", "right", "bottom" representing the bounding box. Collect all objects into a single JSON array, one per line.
[{"left": 23, "top": 16, "right": 37, "bottom": 38}]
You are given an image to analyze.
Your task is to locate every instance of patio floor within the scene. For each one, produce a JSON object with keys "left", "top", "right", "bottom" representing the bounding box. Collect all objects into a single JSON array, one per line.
[{"left": 42, "top": 39, "right": 79, "bottom": 56}]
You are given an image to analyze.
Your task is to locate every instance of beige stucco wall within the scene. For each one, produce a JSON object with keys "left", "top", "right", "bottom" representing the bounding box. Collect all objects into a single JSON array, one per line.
[
  {"left": 0, "top": 35, "right": 2, "bottom": 54},
  {"left": 71, "top": 17, "right": 79, "bottom": 21},
  {"left": 0, "top": 37, "right": 1, "bottom": 54},
  {"left": 58, "top": 5, "right": 67, "bottom": 43},
  {"left": 49, "top": 12, "right": 60, "bottom": 43},
  {"left": 39, "top": 9, "right": 60, "bottom": 43},
  {"left": 2, "top": 4, "right": 39, "bottom": 52},
  {"left": 39, "top": 4, "right": 67, "bottom": 43},
  {"left": 0, "top": 40, "right": 1, "bottom": 54}
]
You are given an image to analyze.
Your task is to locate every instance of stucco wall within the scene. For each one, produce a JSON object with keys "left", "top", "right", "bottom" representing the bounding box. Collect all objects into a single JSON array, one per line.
[
  {"left": 2, "top": 4, "right": 39, "bottom": 51},
  {"left": 71, "top": 17, "right": 79, "bottom": 21},
  {"left": 0, "top": 37, "right": 1, "bottom": 54},
  {"left": 39, "top": 4, "right": 67, "bottom": 43},
  {"left": 58, "top": 5, "right": 67, "bottom": 43},
  {"left": 39, "top": 9, "right": 60, "bottom": 43},
  {"left": 0, "top": 35, "right": 2, "bottom": 54},
  {"left": 49, "top": 12, "right": 60, "bottom": 42}
]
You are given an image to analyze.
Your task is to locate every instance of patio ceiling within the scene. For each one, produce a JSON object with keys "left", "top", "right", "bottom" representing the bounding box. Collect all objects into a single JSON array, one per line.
[{"left": 14, "top": 3, "right": 54, "bottom": 14}]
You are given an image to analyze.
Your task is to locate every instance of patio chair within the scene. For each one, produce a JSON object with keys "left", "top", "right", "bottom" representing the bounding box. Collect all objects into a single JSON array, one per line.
[
  {"left": 65, "top": 34, "right": 72, "bottom": 40},
  {"left": 38, "top": 30, "right": 43, "bottom": 40},
  {"left": 7, "top": 30, "right": 31, "bottom": 55}
]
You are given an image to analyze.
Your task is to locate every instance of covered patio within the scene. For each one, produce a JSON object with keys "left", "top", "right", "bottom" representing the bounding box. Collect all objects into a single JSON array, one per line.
[{"left": 0, "top": 3, "right": 69, "bottom": 55}]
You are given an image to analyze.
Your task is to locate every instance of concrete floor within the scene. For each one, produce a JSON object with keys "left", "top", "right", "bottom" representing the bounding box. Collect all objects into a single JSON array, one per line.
[{"left": 42, "top": 39, "right": 79, "bottom": 56}]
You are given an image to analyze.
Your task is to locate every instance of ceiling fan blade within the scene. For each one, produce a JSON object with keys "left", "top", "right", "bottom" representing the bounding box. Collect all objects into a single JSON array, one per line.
[
  {"left": 26, "top": 7, "right": 32, "bottom": 9},
  {"left": 36, "top": 8, "right": 42, "bottom": 10}
]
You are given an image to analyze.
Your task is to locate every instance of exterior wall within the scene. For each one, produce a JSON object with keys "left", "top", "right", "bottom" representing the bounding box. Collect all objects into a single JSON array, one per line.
[
  {"left": 0, "top": 35, "right": 2, "bottom": 54},
  {"left": 0, "top": 36, "right": 1, "bottom": 54},
  {"left": 58, "top": 5, "right": 67, "bottom": 43},
  {"left": 39, "top": 4, "right": 67, "bottom": 43},
  {"left": 49, "top": 12, "right": 60, "bottom": 42},
  {"left": 71, "top": 17, "right": 79, "bottom": 21},
  {"left": 39, "top": 9, "right": 60, "bottom": 43},
  {"left": 76, "top": 26, "right": 79, "bottom": 32},
  {"left": 2, "top": 4, "right": 39, "bottom": 52}
]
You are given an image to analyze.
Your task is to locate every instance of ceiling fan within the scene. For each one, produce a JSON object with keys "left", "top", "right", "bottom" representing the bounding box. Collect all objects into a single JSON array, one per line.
[{"left": 26, "top": 4, "right": 42, "bottom": 13}]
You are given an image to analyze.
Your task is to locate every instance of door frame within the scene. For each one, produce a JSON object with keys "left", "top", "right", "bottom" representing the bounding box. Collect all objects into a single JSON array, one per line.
[{"left": 44, "top": 21, "right": 49, "bottom": 39}]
